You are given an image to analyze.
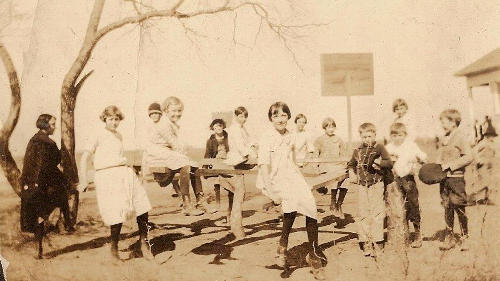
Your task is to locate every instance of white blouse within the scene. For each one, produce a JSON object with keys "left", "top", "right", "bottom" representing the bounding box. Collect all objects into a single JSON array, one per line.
[{"left": 84, "top": 128, "right": 127, "bottom": 170}]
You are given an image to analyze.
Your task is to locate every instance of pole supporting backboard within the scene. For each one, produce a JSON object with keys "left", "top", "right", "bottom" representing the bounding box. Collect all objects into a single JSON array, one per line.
[{"left": 321, "top": 53, "right": 374, "bottom": 150}]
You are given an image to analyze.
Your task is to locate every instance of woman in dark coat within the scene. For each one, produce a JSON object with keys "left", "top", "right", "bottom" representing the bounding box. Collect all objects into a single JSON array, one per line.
[{"left": 20, "top": 114, "right": 72, "bottom": 258}]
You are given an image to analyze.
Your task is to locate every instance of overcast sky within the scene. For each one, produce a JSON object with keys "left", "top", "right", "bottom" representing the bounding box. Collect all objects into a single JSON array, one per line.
[{"left": 1, "top": 0, "right": 500, "bottom": 156}]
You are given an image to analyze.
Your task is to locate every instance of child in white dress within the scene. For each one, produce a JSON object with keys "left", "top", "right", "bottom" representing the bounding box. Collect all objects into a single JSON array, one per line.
[
  {"left": 257, "top": 102, "right": 327, "bottom": 280},
  {"left": 78, "top": 105, "right": 153, "bottom": 261},
  {"left": 293, "top": 113, "right": 315, "bottom": 167},
  {"left": 143, "top": 97, "right": 207, "bottom": 216}
]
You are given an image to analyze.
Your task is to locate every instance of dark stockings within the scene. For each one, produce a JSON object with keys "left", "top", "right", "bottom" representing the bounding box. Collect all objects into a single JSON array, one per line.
[
  {"left": 279, "top": 212, "right": 297, "bottom": 248},
  {"left": 137, "top": 212, "right": 149, "bottom": 240},
  {"left": 445, "top": 204, "right": 468, "bottom": 236}
]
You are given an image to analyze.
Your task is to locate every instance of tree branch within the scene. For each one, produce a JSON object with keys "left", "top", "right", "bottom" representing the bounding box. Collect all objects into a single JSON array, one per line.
[
  {"left": 72, "top": 70, "right": 94, "bottom": 99},
  {"left": 0, "top": 42, "right": 22, "bottom": 196}
]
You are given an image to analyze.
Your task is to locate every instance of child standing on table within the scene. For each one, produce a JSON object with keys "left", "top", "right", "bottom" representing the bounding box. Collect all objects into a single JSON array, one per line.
[
  {"left": 314, "top": 117, "right": 349, "bottom": 219},
  {"left": 78, "top": 106, "right": 153, "bottom": 261},
  {"left": 257, "top": 102, "right": 327, "bottom": 280},
  {"left": 347, "top": 123, "right": 393, "bottom": 257},
  {"left": 385, "top": 123, "right": 427, "bottom": 248},
  {"left": 436, "top": 109, "right": 473, "bottom": 251}
]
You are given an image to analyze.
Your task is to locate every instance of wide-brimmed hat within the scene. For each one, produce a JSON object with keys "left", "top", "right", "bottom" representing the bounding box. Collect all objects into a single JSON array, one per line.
[
  {"left": 418, "top": 163, "right": 447, "bottom": 185},
  {"left": 148, "top": 102, "right": 162, "bottom": 116}
]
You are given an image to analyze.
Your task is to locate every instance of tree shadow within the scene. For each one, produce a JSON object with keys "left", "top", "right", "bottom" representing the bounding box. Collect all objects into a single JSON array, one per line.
[
  {"left": 266, "top": 231, "right": 358, "bottom": 279},
  {"left": 423, "top": 229, "right": 461, "bottom": 242}
]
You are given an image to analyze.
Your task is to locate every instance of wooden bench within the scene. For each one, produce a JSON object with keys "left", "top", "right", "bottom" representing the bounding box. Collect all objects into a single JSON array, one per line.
[{"left": 148, "top": 158, "right": 348, "bottom": 239}]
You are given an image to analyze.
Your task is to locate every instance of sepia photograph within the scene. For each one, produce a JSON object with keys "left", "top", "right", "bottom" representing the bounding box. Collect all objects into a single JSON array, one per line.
[{"left": 1, "top": 1, "right": 500, "bottom": 280}]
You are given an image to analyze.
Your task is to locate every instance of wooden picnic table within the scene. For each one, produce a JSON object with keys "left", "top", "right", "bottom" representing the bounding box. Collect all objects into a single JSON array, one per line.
[{"left": 149, "top": 158, "right": 348, "bottom": 239}]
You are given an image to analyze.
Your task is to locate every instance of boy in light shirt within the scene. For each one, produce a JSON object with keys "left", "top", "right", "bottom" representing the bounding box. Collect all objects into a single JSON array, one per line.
[{"left": 385, "top": 123, "right": 427, "bottom": 248}]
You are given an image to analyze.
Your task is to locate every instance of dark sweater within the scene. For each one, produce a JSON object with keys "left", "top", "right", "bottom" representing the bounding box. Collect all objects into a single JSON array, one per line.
[{"left": 347, "top": 142, "right": 393, "bottom": 186}]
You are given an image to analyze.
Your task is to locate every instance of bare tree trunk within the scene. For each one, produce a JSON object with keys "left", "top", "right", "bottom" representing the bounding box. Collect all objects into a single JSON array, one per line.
[
  {"left": 0, "top": 43, "right": 22, "bottom": 196},
  {"left": 59, "top": 0, "right": 105, "bottom": 225}
]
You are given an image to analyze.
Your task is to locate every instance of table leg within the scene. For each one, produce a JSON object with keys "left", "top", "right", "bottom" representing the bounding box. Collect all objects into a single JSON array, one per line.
[{"left": 230, "top": 176, "right": 246, "bottom": 239}]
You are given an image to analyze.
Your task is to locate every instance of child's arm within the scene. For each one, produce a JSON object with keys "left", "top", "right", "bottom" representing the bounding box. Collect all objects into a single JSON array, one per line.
[
  {"left": 229, "top": 127, "right": 251, "bottom": 157},
  {"left": 204, "top": 138, "right": 212, "bottom": 159},
  {"left": 313, "top": 137, "right": 322, "bottom": 158},
  {"left": 442, "top": 135, "right": 473, "bottom": 171},
  {"left": 306, "top": 133, "right": 316, "bottom": 155},
  {"left": 157, "top": 122, "right": 183, "bottom": 151},
  {"left": 339, "top": 137, "right": 347, "bottom": 158},
  {"left": 376, "top": 144, "right": 394, "bottom": 169},
  {"left": 346, "top": 149, "right": 358, "bottom": 182},
  {"left": 414, "top": 143, "right": 428, "bottom": 164}
]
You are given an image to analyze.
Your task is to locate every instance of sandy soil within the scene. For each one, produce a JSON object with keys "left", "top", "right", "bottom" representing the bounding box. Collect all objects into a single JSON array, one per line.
[{"left": 1, "top": 168, "right": 500, "bottom": 281}]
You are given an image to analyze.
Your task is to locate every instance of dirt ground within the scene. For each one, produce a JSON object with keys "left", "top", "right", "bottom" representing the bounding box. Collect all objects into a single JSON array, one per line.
[{"left": 1, "top": 165, "right": 500, "bottom": 281}]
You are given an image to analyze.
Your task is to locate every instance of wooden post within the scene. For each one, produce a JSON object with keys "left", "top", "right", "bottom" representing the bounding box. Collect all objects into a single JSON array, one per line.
[
  {"left": 230, "top": 176, "right": 246, "bottom": 239},
  {"left": 468, "top": 87, "right": 475, "bottom": 124},
  {"left": 345, "top": 71, "right": 353, "bottom": 150}
]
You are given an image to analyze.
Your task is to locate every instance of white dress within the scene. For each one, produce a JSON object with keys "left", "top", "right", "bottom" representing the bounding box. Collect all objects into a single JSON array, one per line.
[
  {"left": 293, "top": 130, "right": 315, "bottom": 166},
  {"left": 256, "top": 128, "right": 317, "bottom": 219},
  {"left": 225, "top": 123, "right": 254, "bottom": 165},
  {"left": 143, "top": 118, "right": 192, "bottom": 171},
  {"left": 85, "top": 128, "right": 152, "bottom": 225}
]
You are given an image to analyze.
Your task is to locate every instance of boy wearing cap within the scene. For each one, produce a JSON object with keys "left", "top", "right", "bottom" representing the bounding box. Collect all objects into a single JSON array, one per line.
[
  {"left": 386, "top": 122, "right": 427, "bottom": 248},
  {"left": 437, "top": 109, "right": 473, "bottom": 251}
]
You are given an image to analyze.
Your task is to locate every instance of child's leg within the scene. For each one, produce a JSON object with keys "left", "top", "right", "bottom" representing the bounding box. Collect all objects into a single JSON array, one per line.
[
  {"left": 369, "top": 181, "right": 386, "bottom": 245},
  {"left": 179, "top": 166, "right": 204, "bottom": 216},
  {"left": 330, "top": 187, "right": 338, "bottom": 211},
  {"left": 110, "top": 223, "right": 122, "bottom": 260},
  {"left": 280, "top": 212, "right": 297, "bottom": 248},
  {"left": 276, "top": 211, "right": 296, "bottom": 267},
  {"left": 455, "top": 205, "right": 468, "bottom": 237},
  {"left": 357, "top": 185, "right": 370, "bottom": 245},
  {"left": 136, "top": 212, "right": 153, "bottom": 260},
  {"left": 406, "top": 178, "right": 421, "bottom": 233}
]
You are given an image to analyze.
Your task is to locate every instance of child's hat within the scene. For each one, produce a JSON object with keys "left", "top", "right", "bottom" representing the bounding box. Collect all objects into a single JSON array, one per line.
[
  {"left": 418, "top": 163, "right": 447, "bottom": 185},
  {"left": 148, "top": 103, "right": 162, "bottom": 115}
]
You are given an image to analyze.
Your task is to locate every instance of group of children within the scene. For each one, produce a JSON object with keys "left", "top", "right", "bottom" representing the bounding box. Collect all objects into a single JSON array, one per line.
[{"left": 76, "top": 95, "right": 477, "bottom": 279}]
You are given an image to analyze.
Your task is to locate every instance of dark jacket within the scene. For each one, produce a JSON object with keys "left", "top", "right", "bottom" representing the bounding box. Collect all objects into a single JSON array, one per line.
[
  {"left": 20, "top": 131, "right": 68, "bottom": 232},
  {"left": 347, "top": 142, "right": 394, "bottom": 186},
  {"left": 204, "top": 131, "right": 229, "bottom": 159}
]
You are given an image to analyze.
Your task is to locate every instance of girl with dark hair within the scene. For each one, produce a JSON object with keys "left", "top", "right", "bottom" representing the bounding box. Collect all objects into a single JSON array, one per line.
[
  {"left": 257, "top": 102, "right": 327, "bottom": 280},
  {"left": 78, "top": 105, "right": 153, "bottom": 261},
  {"left": 20, "top": 114, "right": 73, "bottom": 259}
]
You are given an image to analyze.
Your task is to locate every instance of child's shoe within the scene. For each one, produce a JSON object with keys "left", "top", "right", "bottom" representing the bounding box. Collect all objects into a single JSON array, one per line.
[
  {"left": 182, "top": 205, "right": 204, "bottom": 216},
  {"left": 411, "top": 233, "right": 423, "bottom": 248},
  {"left": 361, "top": 242, "right": 373, "bottom": 257},
  {"left": 275, "top": 245, "right": 287, "bottom": 268},
  {"left": 139, "top": 238, "right": 154, "bottom": 261},
  {"left": 306, "top": 253, "right": 326, "bottom": 280},
  {"left": 110, "top": 243, "right": 121, "bottom": 262},
  {"left": 460, "top": 235, "right": 470, "bottom": 251}
]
